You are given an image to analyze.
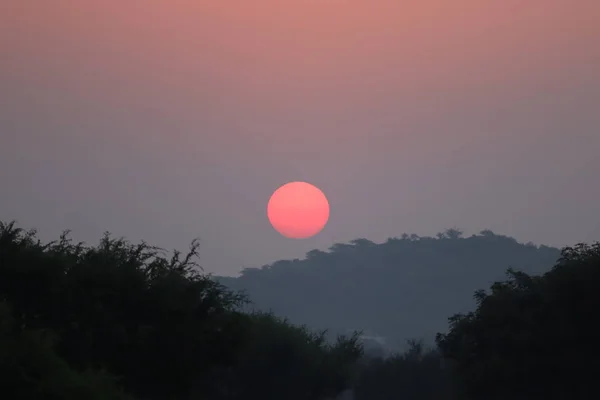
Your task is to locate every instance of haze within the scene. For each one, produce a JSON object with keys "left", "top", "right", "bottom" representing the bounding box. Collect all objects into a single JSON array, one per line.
[{"left": 1, "top": 0, "right": 599, "bottom": 275}]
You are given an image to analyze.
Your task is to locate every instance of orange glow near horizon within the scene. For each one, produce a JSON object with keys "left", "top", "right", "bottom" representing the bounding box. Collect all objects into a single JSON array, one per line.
[{"left": 267, "top": 182, "right": 330, "bottom": 239}]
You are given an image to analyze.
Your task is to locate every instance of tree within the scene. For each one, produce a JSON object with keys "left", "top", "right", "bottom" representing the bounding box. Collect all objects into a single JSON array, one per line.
[
  {"left": 0, "top": 220, "right": 363, "bottom": 400},
  {"left": 0, "top": 221, "right": 248, "bottom": 399},
  {"left": 353, "top": 339, "right": 455, "bottom": 400},
  {"left": 0, "top": 301, "right": 133, "bottom": 400},
  {"left": 436, "top": 242, "right": 600, "bottom": 399},
  {"left": 444, "top": 228, "right": 463, "bottom": 240},
  {"left": 210, "top": 311, "right": 362, "bottom": 400}
]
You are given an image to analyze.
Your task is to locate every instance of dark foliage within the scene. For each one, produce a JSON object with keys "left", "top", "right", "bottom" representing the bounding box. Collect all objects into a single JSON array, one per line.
[
  {"left": 0, "top": 221, "right": 362, "bottom": 400},
  {"left": 354, "top": 339, "right": 456, "bottom": 400},
  {"left": 2, "top": 219, "right": 597, "bottom": 399},
  {"left": 0, "top": 302, "right": 133, "bottom": 400},
  {"left": 436, "top": 242, "right": 600, "bottom": 399}
]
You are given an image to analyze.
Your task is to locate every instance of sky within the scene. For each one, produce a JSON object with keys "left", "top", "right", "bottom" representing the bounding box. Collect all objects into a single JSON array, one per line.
[{"left": 1, "top": 0, "right": 599, "bottom": 276}]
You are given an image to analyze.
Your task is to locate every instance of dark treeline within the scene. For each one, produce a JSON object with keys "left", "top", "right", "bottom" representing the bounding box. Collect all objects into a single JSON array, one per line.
[{"left": 1, "top": 220, "right": 599, "bottom": 399}]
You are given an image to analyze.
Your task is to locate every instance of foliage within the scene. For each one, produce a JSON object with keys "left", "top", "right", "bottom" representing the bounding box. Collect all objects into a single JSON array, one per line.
[
  {"left": 0, "top": 221, "right": 362, "bottom": 400},
  {"left": 209, "top": 311, "right": 363, "bottom": 400},
  {"left": 2, "top": 218, "right": 597, "bottom": 399},
  {"left": 0, "top": 302, "right": 133, "bottom": 400},
  {"left": 436, "top": 242, "right": 600, "bottom": 399},
  {"left": 354, "top": 339, "right": 456, "bottom": 400}
]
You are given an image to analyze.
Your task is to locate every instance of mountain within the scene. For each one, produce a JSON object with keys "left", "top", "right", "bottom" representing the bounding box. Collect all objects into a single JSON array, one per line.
[{"left": 215, "top": 230, "right": 560, "bottom": 349}]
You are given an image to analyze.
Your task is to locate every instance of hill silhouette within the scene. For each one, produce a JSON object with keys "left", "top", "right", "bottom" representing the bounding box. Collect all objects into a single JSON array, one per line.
[{"left": 216, "top": 229, "right": 560, "bottom": 350}]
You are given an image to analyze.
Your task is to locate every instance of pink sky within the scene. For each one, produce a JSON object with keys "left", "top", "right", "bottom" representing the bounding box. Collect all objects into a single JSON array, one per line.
[{"left": 1, "top": 1, "right": 599, "bottom": 274}]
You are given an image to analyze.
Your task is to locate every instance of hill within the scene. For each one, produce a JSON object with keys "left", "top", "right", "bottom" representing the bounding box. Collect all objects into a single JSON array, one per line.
[{"left": 216, "top": 229, "right": 560, "bottom": 350}]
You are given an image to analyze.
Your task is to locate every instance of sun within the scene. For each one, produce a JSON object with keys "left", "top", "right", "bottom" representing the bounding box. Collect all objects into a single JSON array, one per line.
[{"left": 267, "top": 181, "right": 330, "bottom": 239}]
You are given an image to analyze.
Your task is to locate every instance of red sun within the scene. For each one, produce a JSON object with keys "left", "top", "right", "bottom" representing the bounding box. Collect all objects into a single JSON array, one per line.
[{"left": 267, "top": 181, "right": 330, "bottom": 239}]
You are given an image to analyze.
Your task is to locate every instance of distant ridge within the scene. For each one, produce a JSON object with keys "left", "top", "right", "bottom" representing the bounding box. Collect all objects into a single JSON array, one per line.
[{"left": 215, "top": 229, "right": 560, "bottom": 349}]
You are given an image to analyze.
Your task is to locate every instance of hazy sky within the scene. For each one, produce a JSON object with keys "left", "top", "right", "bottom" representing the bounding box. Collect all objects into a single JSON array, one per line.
[{"left": 1, "top": 0, "right": 599, "bottom": 275}]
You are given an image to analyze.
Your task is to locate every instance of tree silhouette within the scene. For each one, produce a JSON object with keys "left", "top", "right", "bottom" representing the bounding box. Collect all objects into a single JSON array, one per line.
[
  {"left": 354, "top": 339, "right": 456, "bottom": 400},
  {"left": 2, "top": 218, "right": 595, "bottom": 399},
  {"left": 436, "top": 242, "right": 600, "bottom": 399},
  {"left": 0, "top": 302, "right": 133, "bottom": 400},
  {"left": 0, "top": 221, "right": 362, "bottom": 400}
]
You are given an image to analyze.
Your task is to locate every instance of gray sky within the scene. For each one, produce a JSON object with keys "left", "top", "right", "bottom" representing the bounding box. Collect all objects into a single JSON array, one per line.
[{"left": 1, "top": 0, "right": 599, "bottom": 275}]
